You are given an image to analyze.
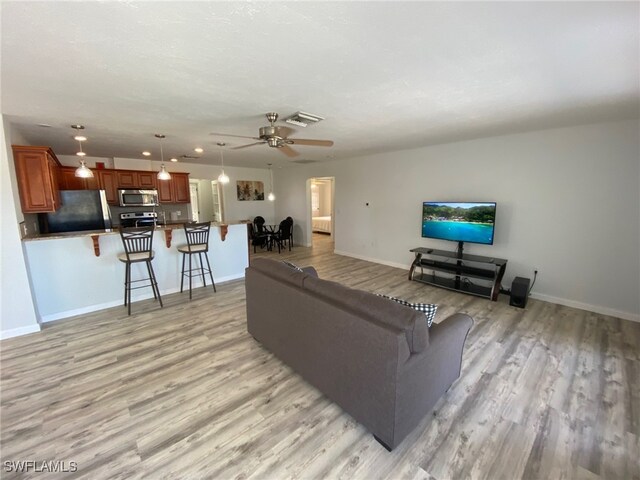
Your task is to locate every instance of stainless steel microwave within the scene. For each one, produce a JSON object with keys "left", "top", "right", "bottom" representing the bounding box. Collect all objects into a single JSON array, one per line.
[{"left": 118, "top": 189, "right": 159, "bottom": 207}]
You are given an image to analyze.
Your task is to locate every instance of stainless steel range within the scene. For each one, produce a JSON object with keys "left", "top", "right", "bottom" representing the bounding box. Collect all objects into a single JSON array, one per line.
[{"left": 119, "top": 212, "right": 157, "bottom": 228}]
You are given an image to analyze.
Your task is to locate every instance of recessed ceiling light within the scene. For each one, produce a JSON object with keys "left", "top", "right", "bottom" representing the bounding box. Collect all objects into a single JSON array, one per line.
[
  {"left": 76, "top": 151, "right": 86, "bottom": 157},
  {"left": 142, "top": 151, "right": 151, "bottom": 156},
  {"left": 70, "top": 124, "right": 85, "bottom": 130},
  {"left": 74, "top": 136, "right": 87, "bottom": 142},
  {"left": 194, "top": 147, "right": 204, "bottom": 153},
  {"left": 170, "top": 158, "right": 178, "bottom": 162},
  {"left": 37, "top": 123, "right": 52, "bottom": 128}
]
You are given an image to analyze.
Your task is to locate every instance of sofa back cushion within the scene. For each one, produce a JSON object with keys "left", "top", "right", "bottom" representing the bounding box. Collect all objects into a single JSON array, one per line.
[
  {"left": 303, "top": 276, "right": 429, "bottom": 353},
  {"left": 249, "top": 257, "right": 308, "bottom": 288}
]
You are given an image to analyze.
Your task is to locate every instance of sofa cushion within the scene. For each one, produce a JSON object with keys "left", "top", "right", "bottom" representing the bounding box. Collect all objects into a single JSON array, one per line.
[
  {"left": 303, "top": 276, "right": 429, "bottom": 353},
  {"left": 376, "top": 294, "right": 438, "bottom": 327},
  {"left": 250, "top": 257, "right": 307, "bottom": 288}
]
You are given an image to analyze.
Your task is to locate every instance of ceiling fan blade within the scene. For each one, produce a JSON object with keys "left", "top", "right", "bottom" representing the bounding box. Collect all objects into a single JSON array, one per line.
[
  {"left": 210, "top": 132, "right": 260, "bottom": 140},
  {"left": 231, "top": 141, "right": 266, "bottom": 150},
  {"left": 278, "top": 145, "right": 299, "bottom": 158},
  {"left": 287, "top": 139, "right": 334, "bottom": 147}
]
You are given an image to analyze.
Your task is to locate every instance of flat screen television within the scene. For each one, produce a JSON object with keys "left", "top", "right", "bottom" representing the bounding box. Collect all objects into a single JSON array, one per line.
[{"left": 422, "top": 202, "right": 497, "bottom": 245}]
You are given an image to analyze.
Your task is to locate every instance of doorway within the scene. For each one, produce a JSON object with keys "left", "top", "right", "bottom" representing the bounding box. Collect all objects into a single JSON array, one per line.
[
  {"left": 211, "top": 180, "right": 224, "bottom": 222},
  {"left": 189, "top": 182, "right": 199, "bottom": 222},
  {"left": 308, "top": 177, "right": 335, "bottom": 247},
  {"left": 188, "top": 179, "right": 225, "bottom": 223}
]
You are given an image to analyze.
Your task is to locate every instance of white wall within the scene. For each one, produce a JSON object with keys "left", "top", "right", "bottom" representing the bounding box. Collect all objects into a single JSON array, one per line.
[
  {"left": 0, "top": 117, "right": 40, "bottom": 338},
  {"left": 319, "top": 182, "right": 332, "bottom": 216},
  {"left": 274, "top": 120, "right": 640, "bottom": 321}
]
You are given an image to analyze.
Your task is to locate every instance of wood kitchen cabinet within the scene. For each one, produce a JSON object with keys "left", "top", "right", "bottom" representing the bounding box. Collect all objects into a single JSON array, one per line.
[
  {"left": 138, "top": 172, "right": 156, "bottom": 188},
  {"left": 158, "top": 172, "right": 190, "bottom": 204},
  {"left": 97, "top": 170, "right": 118, "bottom": 205},
  {"left": 59, "top": 166, "right": 99, "bottom": 190},
  {"left": 116, "top": 170, "right": 157, "bottom": 189},
  {"left": 12, "top": 146, "right": 62, "bottom": 213}
]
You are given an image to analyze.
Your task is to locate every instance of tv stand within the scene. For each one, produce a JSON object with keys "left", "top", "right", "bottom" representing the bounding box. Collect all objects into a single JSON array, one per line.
[{"left": 409, "top": 247, "right": 507, "bottom": 301}]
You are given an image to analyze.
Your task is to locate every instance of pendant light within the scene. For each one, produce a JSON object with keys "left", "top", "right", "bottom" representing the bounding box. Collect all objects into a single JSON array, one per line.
[
  {"left": 155, "top": 134, "right": 171, "bottom": 181},
  {"left": 217, "top": 142, "right": 229, "bottom": 184},
  {"left": 267, "top": 163, "right": 275, "bottom": 201},
  {"left": 72, "top": 125, "right": 94, "bottom": 178}
]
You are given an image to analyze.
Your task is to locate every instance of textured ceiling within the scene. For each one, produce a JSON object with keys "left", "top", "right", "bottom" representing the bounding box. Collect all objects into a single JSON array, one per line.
[{"left": 1, "top": 1, "right": 638, "bottom": 169}]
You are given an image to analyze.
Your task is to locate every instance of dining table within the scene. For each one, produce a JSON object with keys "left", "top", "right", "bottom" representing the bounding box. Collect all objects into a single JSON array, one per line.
[{"left": 263, "top": 224, "right": 279, "bottom": 251}]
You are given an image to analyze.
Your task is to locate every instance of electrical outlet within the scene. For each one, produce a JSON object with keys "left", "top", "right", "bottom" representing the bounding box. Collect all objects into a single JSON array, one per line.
[{"left": 176, "top": 211, "right": 181, "bottom": 217}]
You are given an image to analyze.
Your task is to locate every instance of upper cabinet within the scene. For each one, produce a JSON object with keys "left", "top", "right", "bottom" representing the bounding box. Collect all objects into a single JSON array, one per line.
[
  {"left": 12, "top": 146, "right": 62, "bottom": 213},
  {"left": 97, "top": 170, "right": 118, "bottom": 205},
  {"left": 59, "top": 166, "right": 99, "bottom": 190},
  {"left": 117, "top": 170, "right": 156, "bottom": 189},
  {"left": 158, "top": 173, "right": 190, "bottom": 204},
  {"left": 11, "top": 145, "right": 190, "bottom": 212}
]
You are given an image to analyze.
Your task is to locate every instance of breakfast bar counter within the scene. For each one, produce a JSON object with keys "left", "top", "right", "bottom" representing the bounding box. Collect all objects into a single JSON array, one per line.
[{"left": 22, "top": 222, "right": 249, "bottom": 323}]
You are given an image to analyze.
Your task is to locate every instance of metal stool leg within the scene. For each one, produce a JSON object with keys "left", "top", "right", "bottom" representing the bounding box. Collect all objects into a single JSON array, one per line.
[
  {"left": 124, "top": 262, "right": 130, "bottom": 307},
  {"left": 198, "top": 252, "right": 206, "bottom": 288},
  {"left": 126, "top": 262, "right": 131, "bottom": 315},
  {"left": 188, "top": 253, "right": 193, "bottom": 299},
  {"left": 147, "top": 261, "right": 163, "bottom": 308},
  {"left": 180, "top": 253, "right": 186, "bottom": 293},
  {"left": 204, "top": 252, "right": 216, "bottom": 292},
  {"left": 146, "top": 261, "right": 158, "bottom": 299}
]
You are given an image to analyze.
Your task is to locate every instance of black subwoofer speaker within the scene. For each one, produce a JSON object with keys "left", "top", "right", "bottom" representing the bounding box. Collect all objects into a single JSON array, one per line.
[{"left": 510, "top": 276, "right": 530, "bottom": 308}]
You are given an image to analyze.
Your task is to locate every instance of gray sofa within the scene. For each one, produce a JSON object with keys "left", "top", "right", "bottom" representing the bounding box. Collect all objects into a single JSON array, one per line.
[{"left": 245, "top": 258, "right": 473, "bottom": 450}]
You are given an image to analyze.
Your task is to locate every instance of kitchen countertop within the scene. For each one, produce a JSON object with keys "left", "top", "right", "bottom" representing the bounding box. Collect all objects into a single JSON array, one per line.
[{"left": 22, "top": 220, "right": 250, "bottom": 242}]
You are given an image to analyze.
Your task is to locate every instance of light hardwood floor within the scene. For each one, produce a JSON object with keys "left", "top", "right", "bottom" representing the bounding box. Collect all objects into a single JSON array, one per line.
[{"left": 1, "top": 234, "right": 638, "bottom": 479}]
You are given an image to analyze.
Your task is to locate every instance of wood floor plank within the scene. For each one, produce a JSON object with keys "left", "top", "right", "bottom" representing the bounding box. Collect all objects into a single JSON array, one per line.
[{"left": 1, "top": 233, "right": 638, "bottom": 479}]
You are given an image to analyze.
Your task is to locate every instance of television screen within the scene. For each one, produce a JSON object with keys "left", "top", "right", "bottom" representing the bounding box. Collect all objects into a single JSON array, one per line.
[{"left": 422, "top": 202, "right": 497, "bottom": 245}]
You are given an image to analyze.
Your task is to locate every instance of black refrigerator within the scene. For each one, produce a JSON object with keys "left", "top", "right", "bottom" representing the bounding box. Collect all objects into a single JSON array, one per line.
[{"left": 39, "top": 190, "right": 113, "bottom": 233}]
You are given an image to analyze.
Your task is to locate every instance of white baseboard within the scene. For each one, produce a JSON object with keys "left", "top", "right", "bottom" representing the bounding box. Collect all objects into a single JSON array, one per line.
[
  {"left": 40, "top": 272, "right": 246, "bottom": 324},
  {"left": 530, "top": 292, "right": 639, "bottom": 323},
  {"left": 333, "top": 250, "right": 410, "bottom": 271},
  {"left": 1, "top": 323, "right": 41, "bottom": 340},
  {"left": 333, "top": 250, "right": 640, "bottom": 323}
]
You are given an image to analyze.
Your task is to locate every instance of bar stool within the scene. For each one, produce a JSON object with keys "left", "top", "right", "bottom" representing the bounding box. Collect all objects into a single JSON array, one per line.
[
  {"left": 118, "top": 226, "right": 163, "bottom": 315},
  {"left": 177, "top": 222, "right": 216, "bottom": 299}
]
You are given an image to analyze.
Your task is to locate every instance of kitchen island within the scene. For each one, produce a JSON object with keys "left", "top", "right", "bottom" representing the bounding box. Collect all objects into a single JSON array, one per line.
[{"left": 22, "top": 222, "right": 249, "bottom": 322}]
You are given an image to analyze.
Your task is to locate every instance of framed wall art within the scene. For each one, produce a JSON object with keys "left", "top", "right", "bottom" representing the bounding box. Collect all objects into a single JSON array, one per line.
[{"left": 236, "top": 180, "right": 265, "bottom": 201}]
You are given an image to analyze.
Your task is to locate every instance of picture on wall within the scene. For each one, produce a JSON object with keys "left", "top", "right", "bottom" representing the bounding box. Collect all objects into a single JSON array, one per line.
[{"left": 236, "top": 180, "right": 265, "bottom": 201}]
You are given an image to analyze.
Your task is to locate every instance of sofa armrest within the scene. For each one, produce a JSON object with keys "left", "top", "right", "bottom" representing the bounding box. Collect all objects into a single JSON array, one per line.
[
  {"left": 428, "top": 313, "right": 474, "bottom": 378},
  {"left": 392, "top": 312, "right": 473, "bottom": 448},
  {"left": 302, "top": 266, "right": 318, "bottom": 277}
]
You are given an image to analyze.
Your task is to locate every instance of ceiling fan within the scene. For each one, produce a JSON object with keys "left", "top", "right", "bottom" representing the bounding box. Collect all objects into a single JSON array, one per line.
[{"left": 210, "top": 112, "right": 334, "bottom": 158}]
